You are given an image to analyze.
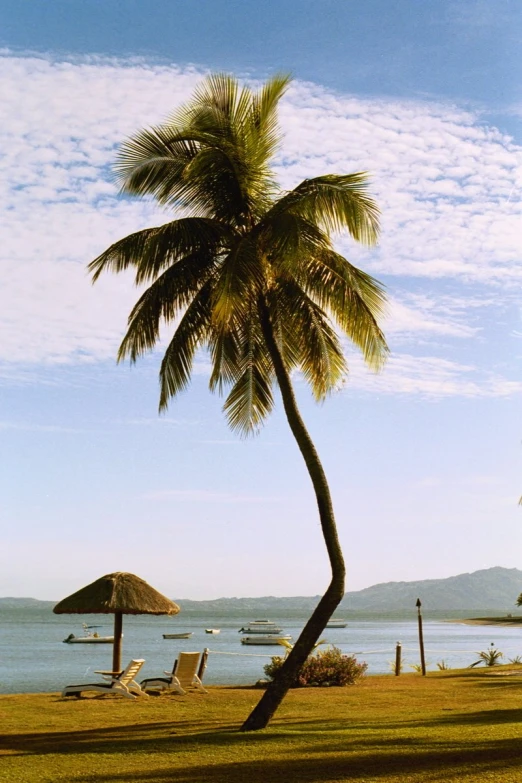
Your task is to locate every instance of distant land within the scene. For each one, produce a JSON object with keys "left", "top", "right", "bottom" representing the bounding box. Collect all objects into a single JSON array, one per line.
[{"left": 2, "top": 567, "right": 522, "bottom": 617}]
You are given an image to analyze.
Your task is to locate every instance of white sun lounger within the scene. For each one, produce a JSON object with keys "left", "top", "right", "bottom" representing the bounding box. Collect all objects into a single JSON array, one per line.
[
  {"left": 62, "top": 658, "right": 148, "bottom": 699},
  {"left": 141, "top": 651, "right": 207, "bottom": 694}
]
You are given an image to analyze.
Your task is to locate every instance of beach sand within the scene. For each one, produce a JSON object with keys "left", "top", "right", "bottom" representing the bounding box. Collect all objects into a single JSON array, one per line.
[{"left": 449, "top": 617, "right": 522, "bottom": 627}]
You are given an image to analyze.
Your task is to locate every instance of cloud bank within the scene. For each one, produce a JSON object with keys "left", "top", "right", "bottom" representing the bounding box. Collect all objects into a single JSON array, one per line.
[{"left": 1, "top": 51, "right": 520, "bottom": 398}]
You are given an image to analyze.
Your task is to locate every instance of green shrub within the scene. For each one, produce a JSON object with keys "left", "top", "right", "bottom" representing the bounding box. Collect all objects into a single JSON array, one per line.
[
  {"left": 469, "top": 642, "right": 503, "bottom": 668},
  {"left": 264, "top": 646, "right": 368, "bottom": 687}
]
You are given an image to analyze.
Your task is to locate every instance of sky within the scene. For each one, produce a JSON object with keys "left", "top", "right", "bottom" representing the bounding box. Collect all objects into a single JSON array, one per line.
[{"left": 1, "top": 0, "right": 521, "bottom": 601}]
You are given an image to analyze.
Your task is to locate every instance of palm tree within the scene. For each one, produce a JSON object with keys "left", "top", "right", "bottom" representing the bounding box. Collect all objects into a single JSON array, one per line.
[{"left": 89, "top": 73, "right": 388, "bottom": 730}]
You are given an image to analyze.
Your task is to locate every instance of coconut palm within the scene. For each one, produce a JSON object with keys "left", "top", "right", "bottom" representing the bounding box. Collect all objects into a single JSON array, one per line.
[{"left": 89, "top": 73, "right": 388, "bottom": 730}]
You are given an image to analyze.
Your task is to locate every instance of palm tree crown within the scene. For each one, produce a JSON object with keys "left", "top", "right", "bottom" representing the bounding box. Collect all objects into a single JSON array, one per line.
[{"left": 89, "top": 74, "right": 388, "bottom": 430}]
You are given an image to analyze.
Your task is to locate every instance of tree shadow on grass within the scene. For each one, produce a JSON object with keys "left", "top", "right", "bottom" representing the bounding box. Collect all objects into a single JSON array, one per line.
[
  {"left": 4, "top": 708, "right": 522, "bottom": 783},
  {"left": 468, "top": 675, "right": 522, "bottom": 690},
  {"left": 355, "top": 706, "right": 522, "bottom": 731},
  {"left": 5, "top": 703, "right": 522, "bottom": 760},
  {"left": 0, "top": 722, "right": 283, "bottom": 758},
  {"left": 70, "top": 737, "right": 522, "bottom": 783},
  {"left": 424, "top": 707, "right": 522, "bottom": 727}
]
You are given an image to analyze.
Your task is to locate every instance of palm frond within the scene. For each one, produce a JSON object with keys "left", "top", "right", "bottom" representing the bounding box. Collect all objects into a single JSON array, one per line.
[
  {"left": 222, "top": 321, "right": 274, "bottom": 435},
  {"left": 211, "top": 235, "right": 264, "bottom": 327},
  {"left": 208, "top": 327, "right": 242, "bottom": 394},
  {"left": 185, "top": 73, "right": 250, "bottom": 131},
  {"left": 248, "top": 74, "right": 291, "bottom": 167},
  {"left": 268, "top": 282, "right": 347, "bottom": 399},
  {"left": 115, "top": 126, "right": 198, "bottom": 204},
  {"left": 272, "top": 174, "right": 380, "bottom": 244},
  {"left": 158, "top": 280, "right": 214, "bottom": 409},
  {"left": 296, "top": 249, "right": 388, "bottom": 370},
  {"left": 117, "top": 252, "right": 217, "bottom": 363},
  {"left": 180, "top": 144, "right": 250, "bottom": 226},
  {"left": 88, "top": 218, "right": 229, "bottom": 284},
  {"left": 259, "top": 210, "right": 331, "bottom": 267}
]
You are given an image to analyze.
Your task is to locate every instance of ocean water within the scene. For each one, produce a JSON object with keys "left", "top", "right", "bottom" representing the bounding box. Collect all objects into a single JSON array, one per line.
[{"left": 1, "top": 606, "right": 522, "bottom": 694}]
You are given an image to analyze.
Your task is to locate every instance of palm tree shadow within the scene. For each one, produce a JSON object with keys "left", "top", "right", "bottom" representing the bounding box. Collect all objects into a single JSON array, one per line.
[
  {"left": 0, "top": 722, "right": 280, "bottom": 758},
  {"left": 72, "top": 736, "right": 522, "bottom": 783}
]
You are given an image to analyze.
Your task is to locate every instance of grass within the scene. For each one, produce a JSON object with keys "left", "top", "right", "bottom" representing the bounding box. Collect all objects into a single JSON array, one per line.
[{"left": 2, "top": 667, "right": 522, "bottom": 782}]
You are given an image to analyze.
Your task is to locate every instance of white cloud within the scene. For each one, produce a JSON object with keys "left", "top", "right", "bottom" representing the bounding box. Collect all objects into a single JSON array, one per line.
[
  {"left": 0, "top": 51, "right": 520, "bottom": 400},
  {"left": 384, "top": 294, "right": 480, "bottom": 341},
  {"left": 344, "top": 353, "right": 522, "bottom": 399}
]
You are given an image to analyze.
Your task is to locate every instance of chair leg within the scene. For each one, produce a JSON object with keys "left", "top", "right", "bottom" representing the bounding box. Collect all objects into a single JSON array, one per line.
[
  {"left": 170, "top": 677, "right": 187, "bottom": 695},
  {"left": 62, "top": 689, "right": 82, "bottom": 698},
  {"left": 193, "top": 676, "right": 208, "bottom": 693},
  {"left": 116, "top": 684, "right": 138, "bottom": 699},
  {"left": 128, "top": 679, "right": 149, "bottom": 697}
]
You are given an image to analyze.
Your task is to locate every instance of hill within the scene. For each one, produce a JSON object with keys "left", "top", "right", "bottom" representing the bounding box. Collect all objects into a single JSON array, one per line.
[
  {"left": 339, "top": 566, "right": 522, "bottom": 612},
  {"left": 2, "top": 567, "right": 521, "bottom": 615},
  {"left": 174, "top": 567, "right": 522, "bottom": 616},
  {"left": 0, "top": 596, "right": 55, "bottom": 608}
]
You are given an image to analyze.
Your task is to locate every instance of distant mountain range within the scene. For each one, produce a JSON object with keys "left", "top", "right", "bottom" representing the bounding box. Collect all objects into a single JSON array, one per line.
[
  {"left": 3, "top": 567, "right": 521, "bottom": 616},
  {"left": 339, "top": 566, "right": 522, "bottom": 612}
]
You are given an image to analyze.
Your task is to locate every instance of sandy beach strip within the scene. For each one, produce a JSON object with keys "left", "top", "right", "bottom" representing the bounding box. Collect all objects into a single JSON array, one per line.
[{"left": 448, "top": 617, "right": 522, "bottom": 626}]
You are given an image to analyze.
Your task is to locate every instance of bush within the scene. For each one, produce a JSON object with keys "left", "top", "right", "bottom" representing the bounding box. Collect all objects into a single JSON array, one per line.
[
  {"left": 263, "top": 646, "right": 368, "bottom": 687},
  {"left": 469, "top": 642, "right": 503, "bottom": 668}
]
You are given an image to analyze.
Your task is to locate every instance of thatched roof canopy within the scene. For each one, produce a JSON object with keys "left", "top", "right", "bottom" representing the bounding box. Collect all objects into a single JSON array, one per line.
[{"left": 53, "top": 572, "right": 180, "bottom": 616}]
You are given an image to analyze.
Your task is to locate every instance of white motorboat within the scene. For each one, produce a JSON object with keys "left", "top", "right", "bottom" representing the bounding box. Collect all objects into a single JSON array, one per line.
[
  {"left": 205, "top": 628, "right": 220, "bottom": 634},
  {"left": 63, "top": 632, "right": 114, "bottom": 644},
  {"left": 162, "top": 632, "right": 193, "bottom": 640},
  {"left": 326, "top": 620, "right": 348, "bottom": 628},
  {"left": 241, "top": 634, "right": 292, "bottom": 646},
  {"left": 239, "top": 619, "right": 284, "bottom": 634}
]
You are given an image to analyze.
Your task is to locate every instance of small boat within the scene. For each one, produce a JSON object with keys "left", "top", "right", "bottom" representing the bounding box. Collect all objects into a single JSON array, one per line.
[
  {"left": 326, "top": 620, "right": 348, "bottom": 628},
  {"left": 162, "top": 632, "right": 193, "bottom": 640},
  {"left": 239, "top": 619, "right": 284, "bottom": 634},
  {"left": 205, "top": 628, "right": 220, "bottom": 634},
  {"left": 63, "top": 632, "right": 114, "bottom": 644},
  {"left": 241, "top": 634, "right": 292, "bottom": 646}
]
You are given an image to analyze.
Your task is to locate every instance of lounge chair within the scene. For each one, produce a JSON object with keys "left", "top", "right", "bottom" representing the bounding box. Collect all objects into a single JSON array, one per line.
[
  {"left": 141, "top": 651, "right": 208, "bottom": 694},
  {"left": 62, "top": 658, "right": 148, "bottom": 699}
]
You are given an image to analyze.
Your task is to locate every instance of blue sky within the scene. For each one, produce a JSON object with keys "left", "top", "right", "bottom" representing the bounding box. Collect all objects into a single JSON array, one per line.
[{"left": 1, "top": 0, "right": 521, "bottom": 601}]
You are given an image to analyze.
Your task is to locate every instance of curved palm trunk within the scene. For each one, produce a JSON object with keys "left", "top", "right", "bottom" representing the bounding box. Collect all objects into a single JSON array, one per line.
[{"left": 240, "top": 300, "right": 346, "bottom": 732}]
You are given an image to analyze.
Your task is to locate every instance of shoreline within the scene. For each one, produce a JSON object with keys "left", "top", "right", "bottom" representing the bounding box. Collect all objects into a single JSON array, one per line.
[{"left": 448, "top": 617, "right": 522, "bottom": 627}]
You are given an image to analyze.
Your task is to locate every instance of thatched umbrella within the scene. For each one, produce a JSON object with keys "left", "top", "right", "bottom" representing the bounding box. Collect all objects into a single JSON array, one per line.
[{"left": 54, "top": 572, "right": 180, "bottom": 672}]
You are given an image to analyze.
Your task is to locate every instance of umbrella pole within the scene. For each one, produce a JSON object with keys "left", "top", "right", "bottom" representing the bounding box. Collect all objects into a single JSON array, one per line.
[{"left": 112, "top": 611, "right": 123, "bottom": 673}]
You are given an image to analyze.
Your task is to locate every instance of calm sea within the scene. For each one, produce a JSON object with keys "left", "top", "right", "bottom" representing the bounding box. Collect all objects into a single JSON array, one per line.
[{"left": 2, "top": 606, "right": 522, "bottom": 694}]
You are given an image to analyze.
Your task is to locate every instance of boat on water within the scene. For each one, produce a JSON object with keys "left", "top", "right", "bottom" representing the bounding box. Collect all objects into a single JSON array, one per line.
[
  {"left": 205, "top": 629, "right": 220, "bottom": 634},
  {"left": 238, "top": 619, "right": 284, "bottom": 634},
  {"left": 63, "top": 632, "right": 114, "bottom": 644},
  {"left": 326, "top": 620, "right": 348, "bottom": 628},
  {"left": 241, "top": 634, "right": 292, "bottom": 646},
  {"left": 162, "top": 632, "right": 193, "bottom": 640}
]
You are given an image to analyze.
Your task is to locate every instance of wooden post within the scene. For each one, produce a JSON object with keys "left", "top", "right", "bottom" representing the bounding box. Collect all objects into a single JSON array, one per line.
[
  {"left": 112, "top": 611, "right": 123, "bottom": 674},
  {"left": 395, "top": 642, "right": 402, "bottom": 676},
  {"left": 198, "top": 647, "right": 209, "bottom": 681},
  {"left": 416, "top": 598, "right": 426, "bottom": 676}
]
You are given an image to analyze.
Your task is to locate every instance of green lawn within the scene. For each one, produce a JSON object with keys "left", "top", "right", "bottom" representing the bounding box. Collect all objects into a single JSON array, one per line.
[{"left": 2, "top": 667, "right": 522, "bottom": 783}]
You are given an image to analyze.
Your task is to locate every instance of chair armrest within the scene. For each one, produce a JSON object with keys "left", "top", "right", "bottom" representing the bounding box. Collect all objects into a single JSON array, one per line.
[{"left": 96, "top": 670, "right": 123, "bottom": 681}]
